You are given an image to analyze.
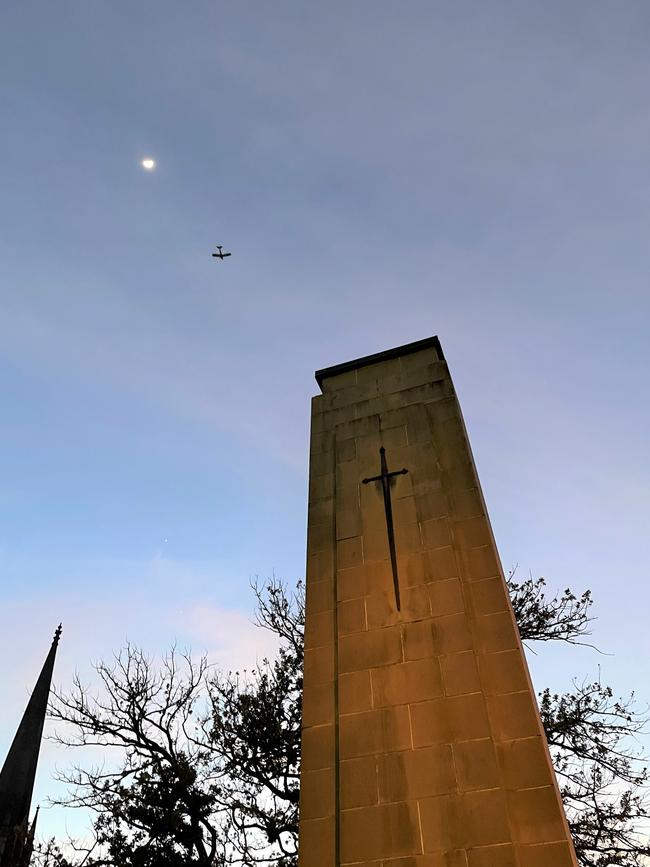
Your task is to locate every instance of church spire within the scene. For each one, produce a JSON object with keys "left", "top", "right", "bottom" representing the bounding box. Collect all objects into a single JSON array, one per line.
[{"left": 0, "top": 626, "right": 62, "bottom": 866}]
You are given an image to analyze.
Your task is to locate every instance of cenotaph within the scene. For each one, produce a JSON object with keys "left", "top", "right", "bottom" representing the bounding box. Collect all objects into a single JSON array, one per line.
[{"left": 299, "top": 337, "right": 577, "bottom": 867}]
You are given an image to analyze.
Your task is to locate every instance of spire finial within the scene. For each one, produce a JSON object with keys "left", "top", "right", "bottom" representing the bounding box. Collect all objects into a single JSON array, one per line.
[{"left": 53, "top": 623, "right": 62, "bottom": 646}]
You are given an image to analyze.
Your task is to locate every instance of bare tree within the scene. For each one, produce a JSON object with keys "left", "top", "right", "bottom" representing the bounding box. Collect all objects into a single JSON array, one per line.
[{"left": 48, "top": 646, "right": 226, "bottom": 866}]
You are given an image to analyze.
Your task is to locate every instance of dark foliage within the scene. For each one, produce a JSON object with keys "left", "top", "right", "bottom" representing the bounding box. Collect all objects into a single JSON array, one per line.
[
  {"left": 205, "top": 580, "right": 303, "bottom": 866},
  {"left": 508, "top": 568, "right": 594, "bottom": 646},
  {"left": 540, "top": 682, "right": 650, "bottom": 866}
]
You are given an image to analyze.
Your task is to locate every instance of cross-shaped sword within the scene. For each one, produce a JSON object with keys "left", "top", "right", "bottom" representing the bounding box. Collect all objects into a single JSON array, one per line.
[{"left": 362, "top": 447, "right": 409, "bottom": 611}]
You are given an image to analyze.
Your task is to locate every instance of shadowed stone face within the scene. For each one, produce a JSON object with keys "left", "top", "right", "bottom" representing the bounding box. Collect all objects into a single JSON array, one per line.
[{"left": 299, "top": 337, "right": 578, "bottom": 867}]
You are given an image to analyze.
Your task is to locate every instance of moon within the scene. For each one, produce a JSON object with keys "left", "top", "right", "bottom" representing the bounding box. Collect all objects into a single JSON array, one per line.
[{"left": 141, "top": 157, "right": 156, "bottom": 170}]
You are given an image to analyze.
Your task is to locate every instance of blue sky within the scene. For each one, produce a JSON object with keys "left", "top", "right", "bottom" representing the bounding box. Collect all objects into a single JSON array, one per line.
[{"left": 2, "top": 0, "right": 650, "bottom": 842}]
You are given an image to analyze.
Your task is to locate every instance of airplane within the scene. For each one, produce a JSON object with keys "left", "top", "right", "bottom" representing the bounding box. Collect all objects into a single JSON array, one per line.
[{"left": 212, "top": 245, "right": 232, "bottom": 260}]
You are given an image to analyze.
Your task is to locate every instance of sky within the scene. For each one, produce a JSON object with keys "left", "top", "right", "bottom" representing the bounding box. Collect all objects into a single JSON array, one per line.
[{"left": 2, "top": 0, "right": 650, "bottom": 844}]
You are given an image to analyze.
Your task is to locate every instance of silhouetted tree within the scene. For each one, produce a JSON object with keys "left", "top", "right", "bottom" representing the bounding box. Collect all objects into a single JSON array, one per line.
[
  {"left": 46, "top": 575, "right": 648, "bottom": 867},
  {"left": 541, "top": 683, "right": 648, "bottom": 866},
  {"left": 206, "top": 581, "right": 303, "bottom": 866},
  {"left": 508, "top": 570, "right": 649, "bottom": 866},
  {"left": 47, "top": 647, "right": 227, "bottom": 866}
]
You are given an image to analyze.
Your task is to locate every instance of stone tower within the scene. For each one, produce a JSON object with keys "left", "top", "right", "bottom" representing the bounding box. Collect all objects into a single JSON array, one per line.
[
  {"left": 299, "top": 338, "right": 577, "bottom": 867},
  {"left": 0, "top": 626, "right": 61, "bottom": 867}
]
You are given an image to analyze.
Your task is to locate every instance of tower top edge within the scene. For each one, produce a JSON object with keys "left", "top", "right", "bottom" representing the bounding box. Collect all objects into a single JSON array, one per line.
[{"left": 314, "top": 335, "right": 444, "bottom": 390}]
